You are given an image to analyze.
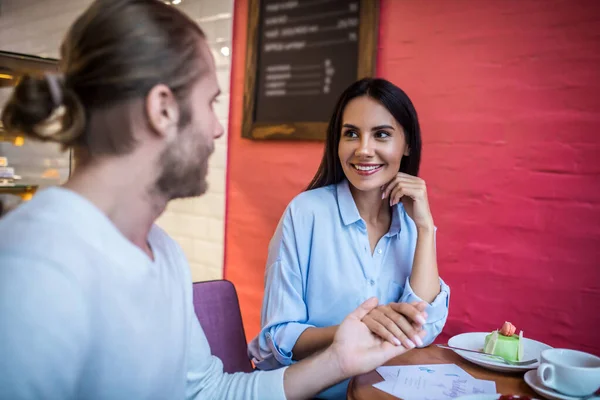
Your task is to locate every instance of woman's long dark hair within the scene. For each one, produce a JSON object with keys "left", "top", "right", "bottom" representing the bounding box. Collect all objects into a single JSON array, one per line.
[{"left": 306, "top": 78, "right": 422, "bottom": 191}]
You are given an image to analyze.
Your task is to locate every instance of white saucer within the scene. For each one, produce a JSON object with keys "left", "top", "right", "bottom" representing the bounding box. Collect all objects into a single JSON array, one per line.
[
  {"left": 524, "top": 370, "right": 600, "bottom": 400},
  {"left": 448, "top": 332, "right": 552, "bottom": 372}
]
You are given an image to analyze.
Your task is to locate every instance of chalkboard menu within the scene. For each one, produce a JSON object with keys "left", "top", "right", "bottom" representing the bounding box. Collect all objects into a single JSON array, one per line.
[{"left": 243, "top": 0, "right": 378, "bottom": 140}]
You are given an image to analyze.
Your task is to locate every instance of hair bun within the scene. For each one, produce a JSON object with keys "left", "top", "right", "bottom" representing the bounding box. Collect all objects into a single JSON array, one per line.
[
  {"left": 1, "top": 73, "right": 85, "bottom": 147},
  {"left": 32, "top": 104, "right": 67, "bottom": 138}
]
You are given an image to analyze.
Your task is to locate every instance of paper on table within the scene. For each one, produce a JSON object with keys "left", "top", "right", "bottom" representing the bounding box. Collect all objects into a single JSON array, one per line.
[
  {"left": 373, "top": 364, "right": 496, "bottom": 400},
  {"left": 376, "top": 364, "right": 472, "bottom": 381}
]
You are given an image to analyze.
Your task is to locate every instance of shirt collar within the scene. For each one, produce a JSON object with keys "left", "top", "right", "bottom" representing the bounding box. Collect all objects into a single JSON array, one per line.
[
  {"left": 387, "top": 203, "right": 402, "bottom": 237},
  {"left": 336, "top": 179, "right": 362, "bottom": 226},
  {"left": 336, "top": 179, "right": 403, "bottom": 236}
]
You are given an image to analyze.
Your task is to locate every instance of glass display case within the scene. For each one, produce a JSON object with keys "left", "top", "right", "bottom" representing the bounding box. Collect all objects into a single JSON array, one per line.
[{"left": 0, "top": 50, "right": 72, "bottom": 216}]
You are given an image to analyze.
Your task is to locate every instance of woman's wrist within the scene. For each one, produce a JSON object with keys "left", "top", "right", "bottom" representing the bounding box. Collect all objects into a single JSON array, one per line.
[{"left": 416, "top": 220, "right": 435, "bottom": 234}]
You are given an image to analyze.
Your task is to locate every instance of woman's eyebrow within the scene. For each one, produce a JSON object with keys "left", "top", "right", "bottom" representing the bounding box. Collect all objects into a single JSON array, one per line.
[{"left": 371, "top": 124, "right": 395, "bottom": 131}]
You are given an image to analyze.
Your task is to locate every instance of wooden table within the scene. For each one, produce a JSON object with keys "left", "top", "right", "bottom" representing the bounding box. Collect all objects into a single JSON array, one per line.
[{"left": 347, "top": 345, "right": 538, "bottom": 399}]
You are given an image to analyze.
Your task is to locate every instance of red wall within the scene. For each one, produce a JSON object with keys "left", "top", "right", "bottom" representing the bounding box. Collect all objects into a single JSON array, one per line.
[{"left": 225, "top": 0, "right": 600, "bottom": 355}]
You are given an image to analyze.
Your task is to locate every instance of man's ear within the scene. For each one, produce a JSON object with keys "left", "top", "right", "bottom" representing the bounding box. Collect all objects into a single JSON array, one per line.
[{"left": 146, "top": 84, "right": 180, "bottom": 142}]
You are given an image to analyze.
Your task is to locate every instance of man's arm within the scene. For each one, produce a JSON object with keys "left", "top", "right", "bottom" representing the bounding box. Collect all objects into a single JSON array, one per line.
[
  {"left": 186, "top": 303, "right": 288, "bottom": 400},
  {"left": 188, "top": 297, "right": 408, "bottom": 400}
]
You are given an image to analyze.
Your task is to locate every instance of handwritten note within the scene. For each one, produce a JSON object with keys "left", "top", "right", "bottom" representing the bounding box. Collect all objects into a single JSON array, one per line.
[{"left": 373, "top": 364, "right": 496, "bottom": 400}]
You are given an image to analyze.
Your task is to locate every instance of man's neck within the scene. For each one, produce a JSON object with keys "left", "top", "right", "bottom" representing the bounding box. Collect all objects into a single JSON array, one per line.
[{"left": 63, "top": 156, "right": 167, "bottom": 259}]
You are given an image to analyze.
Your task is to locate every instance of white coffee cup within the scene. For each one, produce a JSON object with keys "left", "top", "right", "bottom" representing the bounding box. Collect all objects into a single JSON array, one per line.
[{"left": 537, "top": 348, "right": 600, "bottom": 396}]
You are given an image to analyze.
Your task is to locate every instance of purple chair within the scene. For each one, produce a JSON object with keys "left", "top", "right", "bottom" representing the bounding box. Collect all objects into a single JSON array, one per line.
[{"left": 192, "top": 280, "right": 254, "bottom": 373}]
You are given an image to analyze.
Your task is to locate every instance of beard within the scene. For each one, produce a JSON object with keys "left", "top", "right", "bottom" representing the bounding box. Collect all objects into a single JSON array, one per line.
[{"left": 154, "top": 131, "right": 214, "bottom": 201}]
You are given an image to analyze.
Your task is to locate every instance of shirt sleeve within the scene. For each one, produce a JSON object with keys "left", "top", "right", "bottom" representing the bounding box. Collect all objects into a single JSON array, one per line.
[
  {"left": 247, "top": 206, "right": 315, "bottom": 370},
  {"left": 185, "top": 313, "right": 287, "bottom": 400},
  {"left": 0, "top": 254, "right": 89, "bottom": 400},
  {"left": 399, "top": 277, "right": 450, "bottom": 346}
]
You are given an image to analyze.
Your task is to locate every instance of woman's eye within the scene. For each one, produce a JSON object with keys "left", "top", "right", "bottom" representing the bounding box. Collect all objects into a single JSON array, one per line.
[
  {"left": 375, "top": 130, "right": 390, "bottom": 138},
  {"left": 343, "top": 130, "right": 358, "bottom": 138}
]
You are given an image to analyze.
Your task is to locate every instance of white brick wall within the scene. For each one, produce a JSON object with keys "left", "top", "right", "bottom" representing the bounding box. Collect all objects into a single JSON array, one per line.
[
  {"left": 0, "top": 0, "right": 233, "bottom": 282},
  {"left": 158, "top": 0, "right": 233, "bottom": 282}
]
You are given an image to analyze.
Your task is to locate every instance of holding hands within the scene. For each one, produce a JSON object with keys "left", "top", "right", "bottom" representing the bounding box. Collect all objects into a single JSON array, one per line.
[
  {"left": 362, "top": 300, "right": 428, "bottom": 349},
  {"left": 330, "top": 298, "right": 429, "bottom": 379},
  {"left": 330, "top": 298, "right": 414, "bottom": 377}
]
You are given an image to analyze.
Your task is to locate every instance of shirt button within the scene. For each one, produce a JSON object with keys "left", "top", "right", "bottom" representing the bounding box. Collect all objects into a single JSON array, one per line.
[
  {"left": 369, "top": 279, "right": 375, "bottom": 286},
  {"left": 377, "top": 249, "right": 382, "bottom": 255}
]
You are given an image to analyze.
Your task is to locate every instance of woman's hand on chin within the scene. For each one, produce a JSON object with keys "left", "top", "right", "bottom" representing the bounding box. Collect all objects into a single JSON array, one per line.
[{"left": 382, "top": 173, "right": 434, "bottom": 230}]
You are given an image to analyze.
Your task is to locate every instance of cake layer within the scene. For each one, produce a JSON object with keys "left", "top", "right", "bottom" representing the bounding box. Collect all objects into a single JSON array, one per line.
[{"left": 484, "top": 332, "right": 520, "bottom": 361}]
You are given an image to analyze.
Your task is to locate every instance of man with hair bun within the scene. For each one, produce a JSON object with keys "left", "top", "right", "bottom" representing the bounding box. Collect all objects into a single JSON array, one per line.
[{"left": 0, "top": 1, "right": 411, "bottom": 399}]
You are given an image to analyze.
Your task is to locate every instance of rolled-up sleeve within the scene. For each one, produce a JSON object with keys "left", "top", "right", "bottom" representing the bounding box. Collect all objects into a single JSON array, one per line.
[
  {"left": 399, "top": 277, "right": 450, "bottom": 346},
  {"left": 248, "top": 207, "right": 314, "bottom": 370}
]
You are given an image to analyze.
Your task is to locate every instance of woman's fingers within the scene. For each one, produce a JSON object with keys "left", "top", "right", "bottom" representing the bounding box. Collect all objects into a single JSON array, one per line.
[
  {"left": 414, "top": 301, "right": 428, "bottom": 314},
  {"left": 377, "top": 312, "right": 416, "bottom": 349},
  {"left": 407, "top": 302, "right": 429, "bottom": 341},
  {"left": 386, "top": 303, "right": 428, "bottom": 347},
  {"left": 381, "top": 307, "right": 424, "bottom": 348},
  {"left": 362, "top": 314, "right": 404, "bottom": 347},
  {"left": 363, "top": 305, "right": 428, "bottom": 349},
  {"left": 382, "top": 174, "right": 424, "bottom": 197},
  {"left": 390, "top": 302, "right": 427, "bottom": 324},
  {"left": 382, "top": 177, "right": 400, "bottom": 200},
  {"left": 364, "top": 307, "right": 415, "bottom": 348},
  {"left": 386, "top": 181, "right": 425, "bottom": 206}
]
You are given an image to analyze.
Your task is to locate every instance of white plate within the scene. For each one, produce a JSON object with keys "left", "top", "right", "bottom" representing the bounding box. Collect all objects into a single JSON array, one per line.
[
  {"left": 523, "top": 370, "right": 600, "bottom": 400},
  {"left": 448, "top": 332, "right": 552, "bottom": 372}
]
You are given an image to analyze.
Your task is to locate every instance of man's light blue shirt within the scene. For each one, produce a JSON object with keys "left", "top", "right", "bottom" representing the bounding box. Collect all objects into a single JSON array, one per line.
[{"left": 248, "top": 180, "right": 450, "bottom": 399}]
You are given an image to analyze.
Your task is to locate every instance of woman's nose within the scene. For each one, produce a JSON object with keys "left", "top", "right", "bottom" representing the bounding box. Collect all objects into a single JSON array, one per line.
[{"left": 355, "top": 137, "right": 374, "bottom": 157}]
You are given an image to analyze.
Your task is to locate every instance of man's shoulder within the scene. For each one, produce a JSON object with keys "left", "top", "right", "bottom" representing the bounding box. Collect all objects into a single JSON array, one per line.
[
  {"left": 0, "top": 189, "right": 74, "bottom": 251},
  {"left": 0, "top": 188, "right": 108, "bottom": 275}
]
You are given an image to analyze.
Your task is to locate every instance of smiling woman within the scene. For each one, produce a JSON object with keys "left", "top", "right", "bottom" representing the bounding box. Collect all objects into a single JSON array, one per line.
[
  {"left": 307, "top": 78, "right": 422, "bottom": 190},
  {"left": 248, "top": 78, "right": 450, "bottom": 399},
  {"left": 338, "top": 97, "right": 410, "bottom": 194}
]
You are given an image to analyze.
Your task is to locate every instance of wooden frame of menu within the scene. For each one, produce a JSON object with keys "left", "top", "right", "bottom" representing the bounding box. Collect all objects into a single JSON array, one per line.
[{"left": 242, "top": 0, "right": 379, "bottom": 141}]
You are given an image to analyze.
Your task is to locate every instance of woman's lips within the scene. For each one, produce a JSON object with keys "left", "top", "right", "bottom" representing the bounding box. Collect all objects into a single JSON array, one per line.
[{"left": 351, "top": 163, "right": 384, "bottom": 176}]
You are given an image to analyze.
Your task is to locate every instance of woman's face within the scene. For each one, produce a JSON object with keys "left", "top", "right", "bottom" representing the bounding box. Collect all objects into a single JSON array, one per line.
[{"left": 338, "top": 95, "right": 409, "bottom": 193}]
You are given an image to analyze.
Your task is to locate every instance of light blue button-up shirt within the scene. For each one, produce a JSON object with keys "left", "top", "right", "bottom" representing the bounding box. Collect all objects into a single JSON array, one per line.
[{"left": 248, "top": 180, "right": 450, "bottom": 399}]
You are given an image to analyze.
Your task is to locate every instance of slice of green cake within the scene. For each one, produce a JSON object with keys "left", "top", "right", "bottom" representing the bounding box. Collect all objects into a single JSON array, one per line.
[{"left": 483, "top": 323, "right": 524, "bottom": 362}]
